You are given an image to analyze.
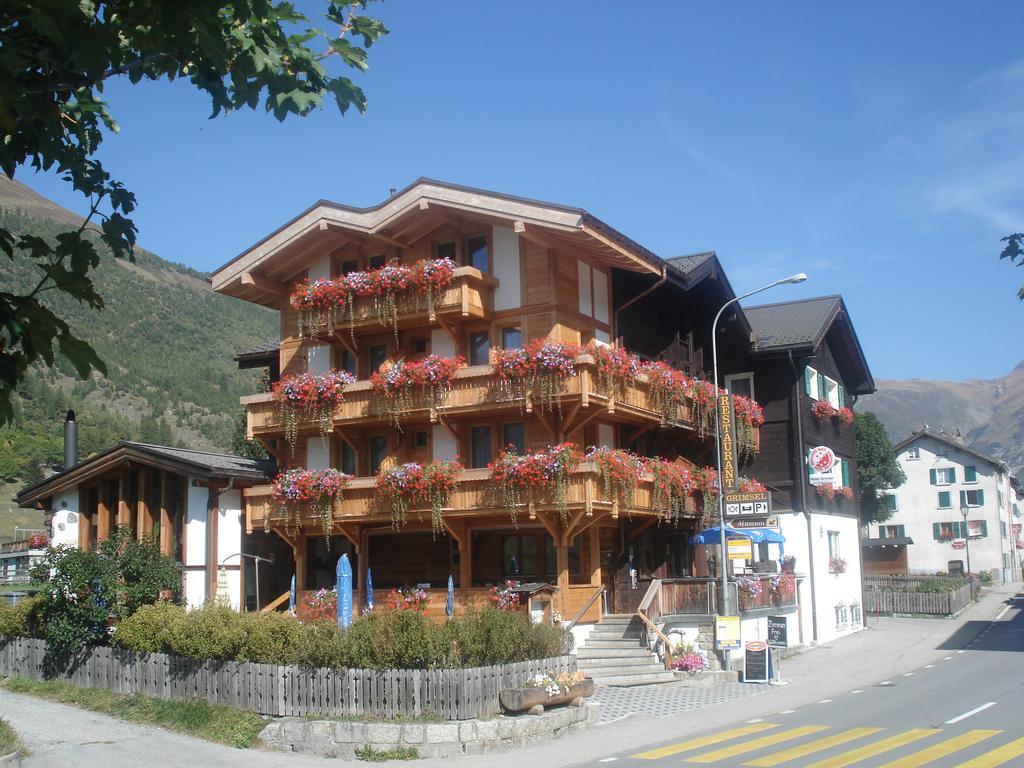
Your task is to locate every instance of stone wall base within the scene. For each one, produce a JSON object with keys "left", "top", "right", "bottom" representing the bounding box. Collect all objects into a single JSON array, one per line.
[{"left": 259, "top": 702, "right": 600, "bottom": 759}]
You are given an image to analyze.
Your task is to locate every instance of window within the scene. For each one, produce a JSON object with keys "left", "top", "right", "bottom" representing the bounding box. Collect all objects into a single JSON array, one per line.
[
  {"left": 724, "top": 373, "right": 754, "bottom": 400},
  {"left": 340, "top": 259, "right": 359, "bottom": 275},
  {"left": 368, "top": 254, "right": 386, "bottom": 269},
  {"left": 827, "top": 530, "right": 841, "bottom": 560},
  {"left": 934, "top": 521, "right": 965, "bottom": 540},
  {"left": 503, "top": 535, "right": 538, "bottom": 580},
  {"left": 906, "top": 447, "right": 920, "bottom": 460},
  {"left": 804, "top": 366, "right": 820, "bottom": 400},
  {"left": 340, "top": 441, "right": 357, "bottom": 476},
  {"left": 966, "top": 519, "right": 988, "bottom": 538},
  {"left": 824, "top": 376, "right": 840, "bottom": 408},
  {"left": 930, "top": 467, "right": 956, "bottom": 486},
  {"left": 500, "top": 326, "right": 523, "bottom": 350},
  {"left": 369, "top": 435, "right": 389, "bottom": 475},
  {"left": 884, "top": 494, "right": 898, "bottom": 514},
  {"left": 964, "top": 465, "right": 977, "bottom": 483},
  {"left": 502, "top": 422, "right": 525, "bottom": 454},
  {"left": 880, "top": 524, "right": 905, "bottom": 539},
  {"left": 435, "top": 241, "right": 456, "bottom": 261},
  {"left": 369, "top": 344, "right": 388, "bottom": 373},
  {"left": 938, "top": 491, "right": 952, "bottom": 509},
  {"left": 413, "top": 431, "right": 429, "bottom": 449},
  {"left": 412, "top": 337, "right": 428, "bottom": 354},
  {"left": 468, "top": 330, "right": 490, "bottom": 366},
  {"left": 465, "top": 236, "right": 489, "bottom": 272},
  {"left": 340, "top": 349, "right": 358, "bottom": 377},
  {"left": 470, "top": 425, "right": 492, "bottom": 469},
  {"left": 1001, "top": 521, "right": 1008, "bottom": 538},
  {"left": 960, "top": 489, "right": 985, "bottom": 508}
]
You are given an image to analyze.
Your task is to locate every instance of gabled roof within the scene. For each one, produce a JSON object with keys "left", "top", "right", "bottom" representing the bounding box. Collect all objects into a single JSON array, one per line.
[
  {"left": 212, "top": 178, "right": 666, "bottom": 307},
  {"left": 746, "top": 295, "right": 875, "bottom": 396},
  {"left": 236, "top": 336, "right": 280, "bottom": 368},
  {"left": 894, "top": 429, "right": 1009, "bottom": 473},
  {"left": 666, "top": 251, "right": 716, "bottom": 277},
  {"left": 17, "top": 442, "right": 275, "bottom": 507}
]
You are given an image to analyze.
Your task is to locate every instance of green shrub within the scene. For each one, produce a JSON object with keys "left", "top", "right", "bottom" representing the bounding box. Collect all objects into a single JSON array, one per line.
[
  {"left": 451, "top": 607, "right": 569, "bottom": 666},
  {"left": 236, "top": 609, "right": 307, "bottom": 664},
  {"left": 342, "top": 610, "right": 450, "bottom": 669},
  {"left": 293, "top": 621, "right": 347, "bottom": 668},
  {"left": 112, "top": 602, "right": 189, "bottom": 653},
  {"left": 0, "top": 596, "right": 43, "bottom": 638}
]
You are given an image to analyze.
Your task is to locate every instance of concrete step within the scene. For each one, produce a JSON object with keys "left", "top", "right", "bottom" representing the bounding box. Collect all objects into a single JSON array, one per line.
[
  {"left": 584, "top": 664, "right": 668, "bottom": 679},
  {"left": 586, "top": 631, "right": 645, "bottom": 641},
  {"left": 596, "top": 671, "right": 677, "bottom": 687},
  {"left": 580, "top": 639, "right": 644, "bottom": 649},
  {"left": 577, "top": 647, "right": 648, "bottom": 659},
  {"left": 578, "top": 655, "right": 660, "bottom": 670}
]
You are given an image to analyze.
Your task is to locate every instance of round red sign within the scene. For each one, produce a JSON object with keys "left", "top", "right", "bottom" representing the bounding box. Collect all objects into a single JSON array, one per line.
[
  {"left": 745, "top": 640, "right": 767, "bottom": 652},
  {"left": 808, "top": 445, "right": 836, "bottom": 472}
]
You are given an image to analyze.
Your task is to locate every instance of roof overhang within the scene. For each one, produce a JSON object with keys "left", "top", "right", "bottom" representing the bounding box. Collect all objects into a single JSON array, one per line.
[{"left": 211, "top": 178, "right": 664, "bottom": 307}]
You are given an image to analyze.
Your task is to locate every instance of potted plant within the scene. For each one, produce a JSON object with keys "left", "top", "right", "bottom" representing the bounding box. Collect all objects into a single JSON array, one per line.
[
  {"left": 829, "top": 556, "right": 848, "bottom": 574},
  {"left": 780, "top": 555, "right": 797, "bottom": 574}
]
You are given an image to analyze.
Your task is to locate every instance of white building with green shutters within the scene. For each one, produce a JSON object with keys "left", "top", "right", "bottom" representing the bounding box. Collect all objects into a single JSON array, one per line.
[{"left": 865, "top": 428, "right": 1021, "bottom": 582}]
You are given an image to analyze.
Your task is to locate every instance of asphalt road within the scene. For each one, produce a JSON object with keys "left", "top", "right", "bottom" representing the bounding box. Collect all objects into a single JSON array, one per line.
[{"left": 585, "top": 592, "right": 1024, "bottom": 768}]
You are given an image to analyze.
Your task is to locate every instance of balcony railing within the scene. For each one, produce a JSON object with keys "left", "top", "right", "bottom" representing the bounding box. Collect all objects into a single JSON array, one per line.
[
  {"left": 736, "top": 574, "right": 798, "bottom": 614},
  {"left": 242, "top": 463, "right": 697, "bottom": 534},
  {"left": 241, "top": 354, "right": 758, "bottom": 449},
  {"left": 283, "top": 266, "right": 495, "bottom": 339}
]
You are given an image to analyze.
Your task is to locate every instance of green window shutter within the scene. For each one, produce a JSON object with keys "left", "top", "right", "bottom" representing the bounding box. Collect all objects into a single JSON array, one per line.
[
  {"left": 938, "top": 491, "right": 950, "bottom": 508},
  {"left": 841, "top": 459, "right": 850, "bottom": 486},
  {"left": 948, "top": 467, "right": 956, "bottom": 484},
  {"left": 818, "top": 373, "right": 826, "bottom": 401},
  {"left": 980, "top": 520, "right": 988, "bottom": 537},
  {"left": 804, "top": 367, "right": 813, "bottom": 395},
  {"left": 977, "top": 489, "right": 985, "bottom": 506},
  {"left": 955, "top": 521, "right": 964, "bottom": 538},
  {"left": 965, "top": 466, "right": 976, "bottom": 482},
  {"left": 838, "top": 385, "right": 846, "bottom": 408},
  {"left": 959, "top": 490, "right": 967, "bottom": 507},
  {"left": 897, "top": 525, "right": 906, "bottom": 537},
  {"left": 929, "top": 469, "right": 937, "bottom": 485},
  {"left": 879, "top": 526, "right": 888, "bottom": 539},
  {"left": 933, "top": 522, "right": 941, "bottom": 540}
]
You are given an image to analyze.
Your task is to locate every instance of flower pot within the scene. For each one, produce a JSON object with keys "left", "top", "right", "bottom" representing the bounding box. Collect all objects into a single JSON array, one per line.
[{"left": 499, "top": 679, "right": 595, "bottom": 712}]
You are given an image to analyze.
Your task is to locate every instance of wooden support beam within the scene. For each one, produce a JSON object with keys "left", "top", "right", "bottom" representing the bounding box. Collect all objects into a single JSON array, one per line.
[
  {"left": 625, "top": 424, "right": 653, "bottom": 445},
  {"left": 207, "top": 486, "right": 220, "bottom": 602},
  {"left": 557, "top": 401, "right": 582, "bottom": 442},
  {"left": 533, "top": 407, "right": 556, "bottom": 440},
  {"left": 628, "top": 517, "right": 658, "bottom": 540},
  {"left": 336, "top": 521, "right": 361, "bottom": 553},
  {"left": 159, "top": 471, "right": 173, "bottom": 556},
  {"left": 555, "top": 542, "right": 570, "bottom": 616},
  {"left": 589, "top": 526, "right": 602, "bottom": 587},
  {"left": 241, "top": 272, "right": 288, "bottom": 296},
  {"left": 335, "top": 428, "right": 359, "bottom": 452},
  {"left": 435, "top": 315, "right": 461, "bottom": 353},
  {"left": 136, "top": 468, "right": 150, "bottom": 541},
  {"left": 460, "top": 523, "right": 472, "bottom": 598},
  {"left": 563, "top": 508, "right": 589, "bottom": 546},
  {"left": 97, "top": 481, "right": 112, "bottom": 542},
  {"left": 513, "top": 220, "right": 560, "bottom": 249},
  {"left": 117, "top": 472, "right": 131, "bottom": 529},
  {"left": 533, "top": 509, "right": 562, "bottom": 543}
]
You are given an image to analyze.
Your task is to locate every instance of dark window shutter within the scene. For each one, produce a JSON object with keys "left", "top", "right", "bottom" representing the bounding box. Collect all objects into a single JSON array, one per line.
[
  {"left": 977, "top": 489, "right": 985, "bottom": 506},
  {"left": 933, "top": 522, "right": 941, "bottom": 540},
  {"left": 948, "top": 467, "right": 956, "bottom": 484},
  {"left": 959, "top": 490, "right": 967, "bottom": 507},
  {"left": 898, "top": 525, "right": 906, "bottom": 537},
  {"left": 804, "top": 367, "right": 813, "bottom": 395},
  {"left": 965, "top": 466, "right": 976, "bottom": 482},
  {"left": 930, "top": 469, "right": 937, "bottom": 485}
]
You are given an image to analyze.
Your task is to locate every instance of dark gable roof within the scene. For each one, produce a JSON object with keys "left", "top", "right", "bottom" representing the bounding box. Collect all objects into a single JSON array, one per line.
[
  {"left": 745, "top": 296, "right": 843, "bottom": 351},
  {"left": 17, "top": 441, "right": 274, "bottom": 506},
  {"left": 236, "top": 336, "right": 280, "bottom": 367},
  {"left": 894, "top": 429, "right": 1009, "bottom": 472},
  {"left": 666, "top": 251, "right": 716, "bottom": 277}
]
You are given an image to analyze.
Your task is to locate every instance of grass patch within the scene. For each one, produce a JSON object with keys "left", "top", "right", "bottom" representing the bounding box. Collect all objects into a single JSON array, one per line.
[
  {"left": 0, "top": 717, "right": 26, "bottom": 756},
  {"left": 355, "top": 745, "right": 419, "bottom": 761},
  {"left": 2, "top": 677, "right": 265, "bottom": 749}
]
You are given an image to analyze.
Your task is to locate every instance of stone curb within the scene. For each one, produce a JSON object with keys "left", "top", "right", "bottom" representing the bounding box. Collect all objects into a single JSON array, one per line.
[
  {"left": 259, "top": 702, "right": 600, "bottom": 759},
  {"left": 0, "top": 751, "right": 22, "bottom": 767}
]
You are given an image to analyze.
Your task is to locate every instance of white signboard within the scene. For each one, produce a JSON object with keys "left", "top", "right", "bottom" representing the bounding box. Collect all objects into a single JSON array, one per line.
[{"left": 808, "top": 445, "right": 838, "bottom": 487}]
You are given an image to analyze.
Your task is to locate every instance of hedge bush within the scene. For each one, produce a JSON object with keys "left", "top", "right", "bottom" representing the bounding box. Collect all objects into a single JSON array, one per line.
[
  {"left": 0, "top": 596, "right": 43, "bottom": 639},
  {"left": 112, "top": 603, "right": 570, "bottom": 669}
]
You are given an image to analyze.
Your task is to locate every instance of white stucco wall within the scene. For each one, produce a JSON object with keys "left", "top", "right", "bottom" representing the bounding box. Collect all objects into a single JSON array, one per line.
[
  {"left": 185, "top": 479, "right": 208, "bottom": 607},
  {"left": 216, "top": 488, "right": 244, "bottom": 611},
  {"left": 593, "top": 269, "right": 610, "bottom": 324},
  {"left": 867, "top": 435, "right": 1016, "bottom": 581},
  {"left": 492, "top": 225, "right": 521, "bottom": 311},
  {"left": 431, "top": 328, "right": 456, "bottom": 358},
  {"left": 432, "top": 425, "right": 458, "bottom": 461},
  {"left": 306, "top": 437, "right": 330, "bottom": 470},
  {"left": 50, "top": 488, "right": 80, "bottom": 548}
]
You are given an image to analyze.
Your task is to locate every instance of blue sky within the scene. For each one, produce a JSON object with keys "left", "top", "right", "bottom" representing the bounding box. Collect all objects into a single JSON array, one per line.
[{"left": 20, "top": 1, "right": 1024, "bottom": 382}]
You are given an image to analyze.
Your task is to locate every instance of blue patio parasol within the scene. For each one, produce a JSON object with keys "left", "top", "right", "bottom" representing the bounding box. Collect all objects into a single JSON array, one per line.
[
  {"left": 689, "top": 525, "right": 754, "bottom": 545},
  {"left": 337, "top": 554, "right": 353, "bottom": 628},
  {"left": 745, "top": 528, "right": 786, "bottom": 544},
  {"left": 288, "top": 573, "right": 296, "bottom": 616},
  {"left": 446, "top": 574, "right": 455, "bottom": 618},
  {"left": 366, "top": 567, "right": 374, "bottom": 611}
]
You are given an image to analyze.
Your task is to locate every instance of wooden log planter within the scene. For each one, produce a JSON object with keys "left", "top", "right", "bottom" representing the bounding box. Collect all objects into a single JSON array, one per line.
[{"left": 499, "top": 678, "right": 595, "bottom": 714}]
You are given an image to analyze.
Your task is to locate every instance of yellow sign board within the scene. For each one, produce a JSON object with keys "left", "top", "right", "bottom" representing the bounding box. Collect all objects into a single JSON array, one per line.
[
  {"left": 718, "top": 395, "right": 738, "bottom": 491},
  {"left": 727, "top": 538, "right": 753, "bottom": 560},
  {"left": 715, "top": 615, "right": 741, "bottom": 650}
]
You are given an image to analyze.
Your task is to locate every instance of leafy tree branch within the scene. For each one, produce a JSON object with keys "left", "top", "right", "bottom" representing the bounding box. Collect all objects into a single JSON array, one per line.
[{"left": 999, "top": 233, "right": 1024, "bottom": 300}]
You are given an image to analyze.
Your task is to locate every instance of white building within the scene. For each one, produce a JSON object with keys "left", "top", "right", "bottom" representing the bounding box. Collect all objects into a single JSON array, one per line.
[{"left": 866, "top": 429, "right": 1021, "bottom": 582}]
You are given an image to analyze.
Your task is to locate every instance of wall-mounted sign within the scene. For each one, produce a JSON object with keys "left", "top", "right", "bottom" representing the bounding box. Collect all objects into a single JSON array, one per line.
[
  {"left": 731, "top": 516, "right": 780, "bottom": 529},
  {"left": 718, "top": 394, "right": 738, "bottom": 492},
  {"left": 715, "top": 615, "right": 741, "bottom": 650},
  {"left": 727, "top": 538, "right": 753, "bottom": 560},
  {"left": 767, "top": 616, "right": 788, "bottom": 648},
  {"left": 808, "top": 445, "right": 838, "bottom": 487},
  {"left": 724, "top": 490, "right": 772, "bottom": 518}
]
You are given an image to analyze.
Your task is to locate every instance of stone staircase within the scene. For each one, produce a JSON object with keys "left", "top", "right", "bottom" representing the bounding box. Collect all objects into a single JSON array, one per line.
[{"left": 576, "top": 614, "right": 676, "bottom": 686}]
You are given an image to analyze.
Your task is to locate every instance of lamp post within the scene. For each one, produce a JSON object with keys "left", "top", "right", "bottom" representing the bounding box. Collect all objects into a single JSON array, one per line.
[
  {"left": 712, "top": 272, "right": 807, "bottom": 671},
  {"left": 221, "top": 552, "right": 274, "bottom": 611},
  {"left": 959, "top": 504, "right": 972, "bottom": 578}
]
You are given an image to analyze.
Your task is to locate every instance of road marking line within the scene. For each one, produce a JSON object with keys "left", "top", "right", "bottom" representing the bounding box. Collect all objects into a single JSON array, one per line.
[
  {"left": 925, "top": 664, "right": 935, "bottom": 668},
  {"left": 877, "top": 730, "right": 1001, "bottom": 768},
  {"left": 743, "top": 727, "right": 883, "bottom": 767},
  {"left": 943, "top": 656, "right": 953, "bottom": 660},
  {"left": 748, "top": 719, "right": 765, "bottom": 723},
  {"left": 956, "top": 649, "right": 966, "bottom": 654},
  {"left": 851, "top": 690, "right": 863, "bottom": 694},
  {"left": 904, "top": 672, "right": 915, "bottom": 677},
  {"left": 995, "top": 605, "right": 1010, "bottom": 621},
  {"left": 631, "top": 723, "right": 780, "bottom": 759},
  {"left": 818, "top": 699, "right": 833, "bottom": 703},
  {"left": 946, "top": 703, "right": 996, "bottom": 724},
  {"left": 687, "top": 726, "right": 829, "bottom": 763},
  {"left": 804, "top": 729, "right": 939, "bottom": 768},
  {"left": 598, "top": 759, "right": 619, "bottom": 763},
  {"left": 879, "top": 681, "right": 893, "bottom": 686},
  {"left": 779, "top": 710, "right": 796, "bottom": 714},
  {"left": 954, "top": 735, "right": 1024, "bottom": 767}
]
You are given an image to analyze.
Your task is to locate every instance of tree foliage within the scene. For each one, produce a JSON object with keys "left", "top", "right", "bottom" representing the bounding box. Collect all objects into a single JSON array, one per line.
[
  {"left": 999, "top": 234, "right": 1024, "bottom": 300},
  {"left": 855, "top": 411, "right": 906, "bottom": 524},
  {"left": 0, "top": 1, "right": 388, "bottom": 424}
]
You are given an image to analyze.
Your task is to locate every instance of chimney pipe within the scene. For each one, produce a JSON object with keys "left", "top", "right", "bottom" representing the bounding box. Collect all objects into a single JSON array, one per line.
[
  {"left": 64, "top": 410, "right": 78, "bottom": 470},
  {"left": 389, "top": 187, "right": 397, "bottom": 198}
]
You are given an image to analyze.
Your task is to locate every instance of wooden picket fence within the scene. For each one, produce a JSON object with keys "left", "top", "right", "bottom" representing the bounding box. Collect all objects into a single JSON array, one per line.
[
  {"left": 863, "top": 583, "right": 973, "bottom": 616},
  {"left": 0, "top": 636, "right": 574, "bottom": 720}
]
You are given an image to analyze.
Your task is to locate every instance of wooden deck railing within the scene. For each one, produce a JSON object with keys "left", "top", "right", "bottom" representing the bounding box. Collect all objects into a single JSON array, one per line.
[
  {"left": 243, "top": 353, "right": 760, "bottom": 448},
  {"left": 735, "top": 574, "right": 798, "bottom": 613}
]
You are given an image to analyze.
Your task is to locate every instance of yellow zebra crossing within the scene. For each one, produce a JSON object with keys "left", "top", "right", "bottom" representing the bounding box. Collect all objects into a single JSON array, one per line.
[{"left": 630, "top": 724, "right": 1024, "bottom": 766}]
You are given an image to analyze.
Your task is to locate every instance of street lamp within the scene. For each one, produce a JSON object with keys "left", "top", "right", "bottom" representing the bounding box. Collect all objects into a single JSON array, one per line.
[
  {"left": 712, "top": 272, "right": 807, "bottom": 671},
  {"left": 959, "top": 504, "right": 972, "bottom": 578},
  {"left": 221, "top": 552, "right": 275, "bottom": 611}
]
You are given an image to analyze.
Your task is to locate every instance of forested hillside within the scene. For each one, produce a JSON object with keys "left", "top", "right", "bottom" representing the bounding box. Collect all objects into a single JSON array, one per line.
[{"left": 0, "top": 177, "right": 277, "bottom": 487}]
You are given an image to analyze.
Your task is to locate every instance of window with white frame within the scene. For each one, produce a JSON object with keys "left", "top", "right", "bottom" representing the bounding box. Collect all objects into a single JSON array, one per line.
[
  {"left": 824, "top": 376, "right": 840, "bottom": 408},
  {"left": 724, "top": 372, "right": 755, "bottom": 400},
  {"left": 804, "top": 366, "right": 820, "bottom": 400},
  {"left": 906, "top": 446, "right": 920, "bottom": 460},
  {"left": 933, "top": 467, "right": 955, "bottom": 485},
  {"left": 966, "top": 519, "right": 988, "bottom": 538},
  {"left": 961, "top": 489, "right": 984, "bottom": 507},
  {"left": 827, "top": 530, "right": 841, "bottom": 560}
]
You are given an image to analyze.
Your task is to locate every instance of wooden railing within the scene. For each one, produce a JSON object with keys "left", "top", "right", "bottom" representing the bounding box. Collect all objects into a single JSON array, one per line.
[
  {"left": 565, "top": 586, "right": 604, "bottom": 630},
  {"left": 243, "top": 463, "right": 692, "bottom": 533},
  {"left": 636, "top": 579, "right": 674, "bottom": 668},
  {"left": 243, "top": 353, "right": 760, "bottom": 448},
  {"left": 735, "top": 574, "right": 798, "bottom": 614}
]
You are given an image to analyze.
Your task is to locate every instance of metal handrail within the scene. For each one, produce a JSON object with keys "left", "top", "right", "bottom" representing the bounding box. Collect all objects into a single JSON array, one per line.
[{"left": 565, "top": 585, "right": 605, "bottom": 632}]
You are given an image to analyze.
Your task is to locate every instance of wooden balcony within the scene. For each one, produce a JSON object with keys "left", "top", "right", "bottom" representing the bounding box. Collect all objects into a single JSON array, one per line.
[
  {"left": 284, "top": 266, "right": 495, "bottom": 340},
  {"left": 242, "top": 463, "right": 695, "bottom": 535},
  {"left": 242, "top": 353, "right": 759, "bottom": 448}
]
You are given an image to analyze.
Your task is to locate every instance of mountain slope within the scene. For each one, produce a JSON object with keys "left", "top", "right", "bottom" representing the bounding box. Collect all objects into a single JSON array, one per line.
[
  {"left": 0, "top": 175, "right": 277, "bottom": 483},
  {"left": 857, "top": 361, "right": 1024, "bottom": 476}
]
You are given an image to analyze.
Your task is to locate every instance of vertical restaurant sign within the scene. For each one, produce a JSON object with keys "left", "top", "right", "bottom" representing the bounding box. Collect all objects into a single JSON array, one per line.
[{"left": 718, "top": 394, "right": 738, "bottom": 492}]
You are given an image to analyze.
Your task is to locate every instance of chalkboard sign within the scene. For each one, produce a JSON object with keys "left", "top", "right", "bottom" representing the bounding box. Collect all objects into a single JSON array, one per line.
[
  {"left": 767, "top": 615, "right": 788, "bottom": 648},
  {"left": 744, "top": 641, "right": 769, "bottom": 683}
]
